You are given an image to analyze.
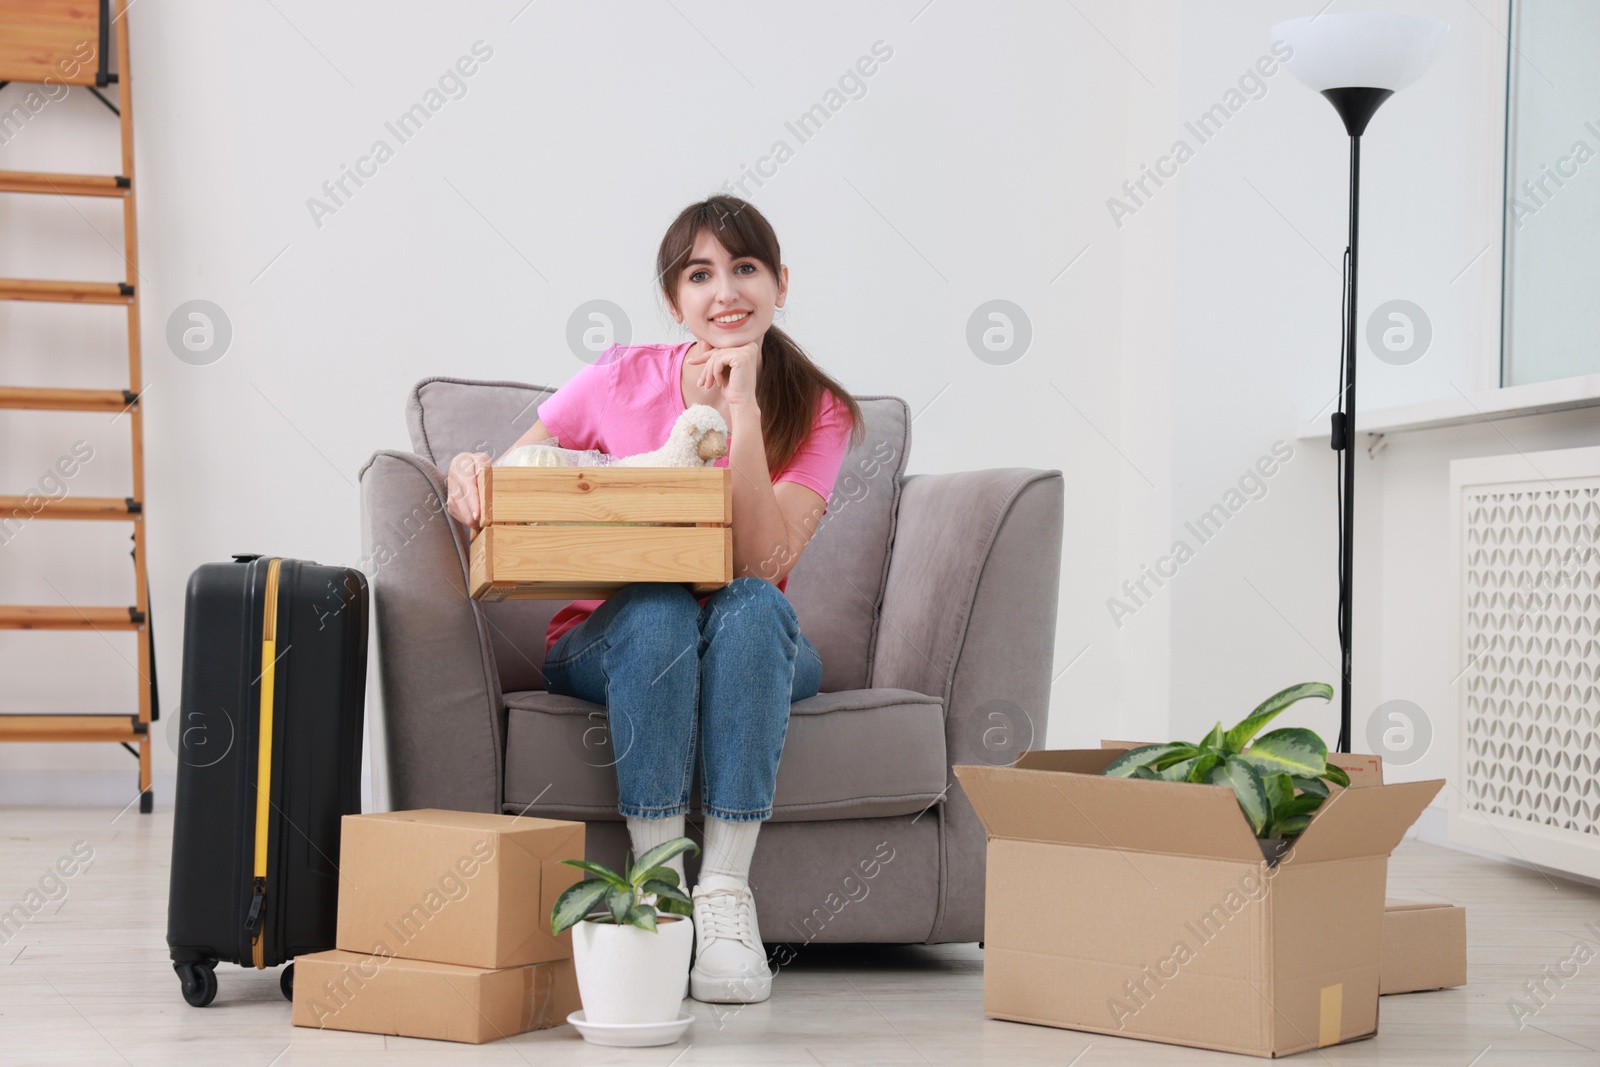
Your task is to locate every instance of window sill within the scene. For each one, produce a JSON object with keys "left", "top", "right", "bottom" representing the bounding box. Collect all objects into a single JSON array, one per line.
[{"left": 1295, "top": 372, "right": 1600, "bottom": 440}]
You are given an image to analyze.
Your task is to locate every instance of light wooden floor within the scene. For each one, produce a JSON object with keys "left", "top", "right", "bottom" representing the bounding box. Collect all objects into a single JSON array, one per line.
[{"left": 3, "top": 806, "right": 1598, "bottom": 1065}]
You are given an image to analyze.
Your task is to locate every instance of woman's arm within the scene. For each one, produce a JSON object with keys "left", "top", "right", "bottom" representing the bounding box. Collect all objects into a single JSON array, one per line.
[
  {"left": 726, "top": 403, "right": 797, "bottom": 585},
  {"left": 445, "top": 419, "right": 556, "bottom": 527}
]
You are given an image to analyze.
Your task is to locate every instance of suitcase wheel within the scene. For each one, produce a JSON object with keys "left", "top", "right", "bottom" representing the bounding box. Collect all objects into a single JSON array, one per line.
[
  {"left": 175, "top": 960, "right": 217, "bottom": 1007},
  {"left": 280, "top": 963, "right": 294, "bottom": 1002}
]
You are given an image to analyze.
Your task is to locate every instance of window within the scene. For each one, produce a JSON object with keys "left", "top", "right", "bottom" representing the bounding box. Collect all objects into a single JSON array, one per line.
[{"left": 1501, "top": 0, "right": 1600, "bottom": 387}]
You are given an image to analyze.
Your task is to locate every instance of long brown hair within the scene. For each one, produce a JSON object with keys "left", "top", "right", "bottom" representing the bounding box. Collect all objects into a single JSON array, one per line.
[{"left": 656, "top": 195, "right": 865, "bottom": 476}]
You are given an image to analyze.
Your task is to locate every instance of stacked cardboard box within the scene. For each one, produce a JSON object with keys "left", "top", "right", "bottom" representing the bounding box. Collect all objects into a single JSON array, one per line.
[
  {"left": 291, "top": 810, "right": 587, "bottom": 1044},
  {"left": 1381, "top": 899, "right": 1467, "bottom": 995}
]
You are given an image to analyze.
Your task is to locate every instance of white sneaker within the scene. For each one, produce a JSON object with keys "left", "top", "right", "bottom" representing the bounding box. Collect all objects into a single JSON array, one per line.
[{"left": 688, "top": 873, "right": 771, "bottom": 1003}]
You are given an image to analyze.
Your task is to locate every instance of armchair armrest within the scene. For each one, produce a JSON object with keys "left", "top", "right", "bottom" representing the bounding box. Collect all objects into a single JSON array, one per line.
[
  {"left": 359, "top": 450, "right": 504, "bottom": 812},
  {"left": 870, "top": 467, "right": 1063, "bottom": 942},
  {"left": 871, "top": 468, "right": 1065, "bottom": 729}
]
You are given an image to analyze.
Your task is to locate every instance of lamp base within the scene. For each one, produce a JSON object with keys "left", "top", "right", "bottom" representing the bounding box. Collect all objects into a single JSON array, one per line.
[{"left": 1321, "top": 86, "right": 1395, "bottom": 136}]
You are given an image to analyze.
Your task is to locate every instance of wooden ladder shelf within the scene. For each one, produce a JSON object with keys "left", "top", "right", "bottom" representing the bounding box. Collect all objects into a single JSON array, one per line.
[{"left": 0, "top": 0, "right": 156, "bottom": 812}]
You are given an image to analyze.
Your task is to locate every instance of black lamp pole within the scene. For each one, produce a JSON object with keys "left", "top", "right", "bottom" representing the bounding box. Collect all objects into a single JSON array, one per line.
[{"left": 1320, "top": 86, "right": 1392, "bottom": 754}]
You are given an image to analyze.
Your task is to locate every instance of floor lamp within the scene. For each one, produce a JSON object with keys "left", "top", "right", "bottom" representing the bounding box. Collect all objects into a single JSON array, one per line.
[{"left": 1270, "top": 13, "right": 1449, "bottom": 752}]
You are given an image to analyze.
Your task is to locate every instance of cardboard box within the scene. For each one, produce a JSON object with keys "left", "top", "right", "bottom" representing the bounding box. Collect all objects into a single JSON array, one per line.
[
  {"left": 1097, "top": 743, "right": 1465, "bottom": 996},
  {"left": 954, "top": 749, "right": 1442, "bottom": 1058},
  {"left": 1382, "top": 899, "right": 1467, "bottom": 994},
  {"left": 336, "top": 810, "right": 585, "bottom": 969},
  {"left": 469, "top": 465, "right": 732, "bottom": 601},
  {"left": 291, "top": 949, "right": 580, "bottom": 1043}
]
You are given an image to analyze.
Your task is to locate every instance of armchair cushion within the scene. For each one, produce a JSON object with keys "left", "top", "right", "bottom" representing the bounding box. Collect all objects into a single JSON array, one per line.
[{"left": 502, "top": 687, "right": 947, "bottom": 822}]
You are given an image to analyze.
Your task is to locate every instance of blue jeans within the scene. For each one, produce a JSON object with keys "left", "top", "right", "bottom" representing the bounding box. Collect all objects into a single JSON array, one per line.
[{"left": 543, "top": 577, "right": 823, "bottom": 823}]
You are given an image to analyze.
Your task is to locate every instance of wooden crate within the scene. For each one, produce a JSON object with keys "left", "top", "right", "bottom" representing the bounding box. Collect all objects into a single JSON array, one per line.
[{"left": 468, "top": 465, "right": 732, "bottom": 601}]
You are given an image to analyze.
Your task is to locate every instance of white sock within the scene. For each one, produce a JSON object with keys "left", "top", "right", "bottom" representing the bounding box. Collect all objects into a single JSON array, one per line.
[
  {"left": 626, "top": 814, "right": 687, "bottom": 887},
  {"left": 700, "top": 815, "right": 761, "bottom": 884}
]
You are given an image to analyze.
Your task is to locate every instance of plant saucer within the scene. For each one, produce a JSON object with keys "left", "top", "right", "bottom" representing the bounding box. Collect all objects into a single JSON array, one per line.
[{"left": 567, "top": 1009, "right": 694, "bottom": 1047}]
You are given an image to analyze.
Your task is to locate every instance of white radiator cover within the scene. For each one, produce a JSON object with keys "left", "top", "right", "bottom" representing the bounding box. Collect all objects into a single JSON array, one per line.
[{"left": 1447, "top": 445, "right": 1600, "bottom": 880}]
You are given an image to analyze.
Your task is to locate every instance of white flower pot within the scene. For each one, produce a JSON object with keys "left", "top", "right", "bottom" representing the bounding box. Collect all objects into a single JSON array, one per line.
[{"left": 570, "top": 914, "right": 693, "bottom": 1025}]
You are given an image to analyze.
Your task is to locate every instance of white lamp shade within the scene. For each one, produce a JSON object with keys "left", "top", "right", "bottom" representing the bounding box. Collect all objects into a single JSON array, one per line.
[{"left": 1270, "top": 13, "right": 1449, "bottom": 93}]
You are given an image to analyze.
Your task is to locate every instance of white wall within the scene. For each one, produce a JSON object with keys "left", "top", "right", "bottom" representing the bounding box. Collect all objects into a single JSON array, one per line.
[
  {"left": 1048, "top": 0, "right": 1530, "bottom": 769},
  {"left": 1159, "top": 0, "right": 1502, "bottom": 759},
  {"left": 1, "top": 0, "right": 1135, "bottom": 805},
  {"left": 1154, "top": 0, "right": 1600, "bottom": 810},
  {"left": 4, "top": 1, "right": 1592, "bottom": 816}
]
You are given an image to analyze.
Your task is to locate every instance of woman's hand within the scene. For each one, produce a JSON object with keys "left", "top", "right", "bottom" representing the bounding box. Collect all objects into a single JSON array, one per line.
[
  {"left": 446, "top": 451, "right": 493, "bottom": 528},
  {"left": 686, "top": 338, "right": 763, "bottom": 412}
]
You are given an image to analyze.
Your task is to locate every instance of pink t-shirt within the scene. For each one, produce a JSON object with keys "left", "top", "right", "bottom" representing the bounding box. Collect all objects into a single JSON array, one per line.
[{"left": 535, "top": 340, "right": 853, "bottom": 656}]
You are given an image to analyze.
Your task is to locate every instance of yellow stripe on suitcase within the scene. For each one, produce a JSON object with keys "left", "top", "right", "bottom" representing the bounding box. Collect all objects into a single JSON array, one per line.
[{"left": 250, "top": 558, "right": 281, "bottom": 968}]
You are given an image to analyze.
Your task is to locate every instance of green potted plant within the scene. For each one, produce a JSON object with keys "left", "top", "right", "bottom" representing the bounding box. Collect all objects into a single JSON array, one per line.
[
  {"left": 550, "top": 837, "right": 699, "bottom": 1036},
  {"left": 1101, "top": 682, "right": 1351, "bottom": 863}
]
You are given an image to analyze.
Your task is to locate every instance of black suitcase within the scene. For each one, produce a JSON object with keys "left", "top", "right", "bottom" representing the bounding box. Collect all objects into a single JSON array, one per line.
[{"left": 166, "top": 554, "right": 368, "bottom": 1007}]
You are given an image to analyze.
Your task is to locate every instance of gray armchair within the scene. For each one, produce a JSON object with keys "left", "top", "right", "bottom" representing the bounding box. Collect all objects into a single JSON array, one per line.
[{"left": 359, "top": 377, "right": 1064, "bottom": 945}]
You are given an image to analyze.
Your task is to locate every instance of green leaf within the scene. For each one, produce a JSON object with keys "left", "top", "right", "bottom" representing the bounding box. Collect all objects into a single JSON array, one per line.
[
  {"left": 1186, "top": 751, "right": 1222, "bottom": 783},
  {"left": 1160, "top": 749, "right": 1226, "bottom": 781},
  {"left": 1263, "top": 772, "right": 1295, "bottom": 813},
  {"left": 1237, "top": 727, "right": 1329, "bottom": 778},
  {"left": 657, "top": 895, "right": 693, "bottom": 917},
  {"left": 1211, "top": 759, "right": 1270, "bottom": 837},
  {"left": 1322, "top": 762, "right": 1351, "bottom": 788},
  {"left": 1269, "top": 814, "right": 1313, "bottom": 837},
  {"left": 561, "top": 858, "right": 626, "bottom": 887},
  {"left": 1276, "top": 794, "right": 1325, "bottom": 821},
  {"left": 631, "top": 865, "right": 680, "bottom": 888},
  {"left": 1158, "top": 756, "right": 1199, "bottom": 781},
  {"left": 623, "top": 904, "right": 658, "bottom": 932},
  {"left": 550, "top": 878, "right": 611, "bottom": 936},
  {"left": 1150, "top": 750, "right": 1200, "bottom": 772},
  {"left": 1291, "top": 775, "right": 1329, "bottom": 798},
  {"left": 1223, "top": 682, "right": 1334, "bottom": 753},
  {"left": 1130, "top": 765, "right": 1160, "bottom": 779},
  {"left": 640, "top": 879, "right": 691, "bottom": 908},
  {"left": 605, "top": 884, "right": 633, "bottom": 925},
  {"left": 1199, "top": 721, "right": 1228, "bottom": 753},
  {"left": 1102, "top": 743, "right": 1196, "bottom": 778},
  {"left": 632, "top": 837, "right": 702, "bottom": 880}
]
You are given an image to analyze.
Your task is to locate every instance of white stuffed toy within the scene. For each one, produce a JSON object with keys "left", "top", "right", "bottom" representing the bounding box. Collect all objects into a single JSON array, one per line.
[{"left": 499, "top": 403, "right": 729, "bottom": 468}]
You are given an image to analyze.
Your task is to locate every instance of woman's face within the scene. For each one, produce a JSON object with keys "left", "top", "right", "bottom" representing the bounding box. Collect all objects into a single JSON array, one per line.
[{"left": 672, "top": 228, "right": 787, "bottom": 348}]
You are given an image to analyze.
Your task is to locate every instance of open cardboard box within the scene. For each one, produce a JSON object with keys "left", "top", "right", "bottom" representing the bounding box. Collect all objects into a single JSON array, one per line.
[
  {"left": 1099, "top": 740, "right": 1467, "bottom": 998},
  {"left": 954, "top": 747, "right": 1443, "bottom": 1057},
  {"left": 468, "top": 465, "right": 732, "bottom": 601}
]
